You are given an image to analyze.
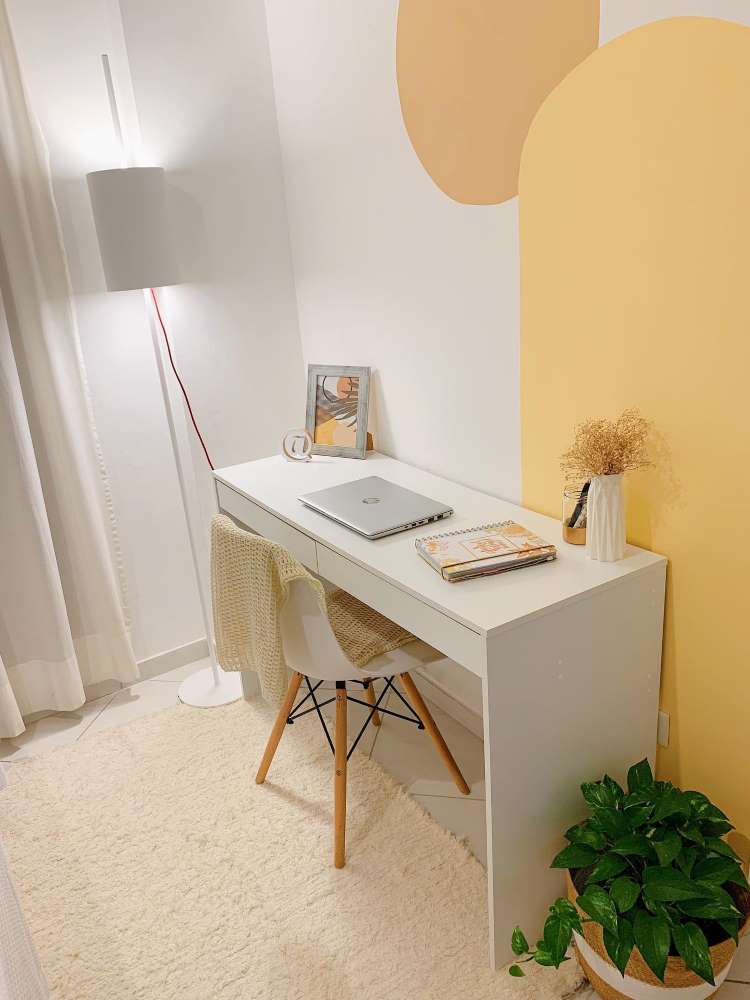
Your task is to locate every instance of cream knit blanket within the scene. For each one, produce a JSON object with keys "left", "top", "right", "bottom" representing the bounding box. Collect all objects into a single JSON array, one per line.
[{"left": 211, "top": 514, "right": 416, "bottom": 703}]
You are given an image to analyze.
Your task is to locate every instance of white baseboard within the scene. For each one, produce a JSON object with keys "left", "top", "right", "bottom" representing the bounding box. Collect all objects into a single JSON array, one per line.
[
  {"left": 136, "top": 637, "right": 209, "bottom": 682},
  {"left": 411, "top": 667, "right": 484, "bottom": 740}
]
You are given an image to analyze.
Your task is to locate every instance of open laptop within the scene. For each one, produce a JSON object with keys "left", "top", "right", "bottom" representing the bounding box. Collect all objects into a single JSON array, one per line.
[{"left": 298, "top": 476, "right": 453, "bottom": 539}]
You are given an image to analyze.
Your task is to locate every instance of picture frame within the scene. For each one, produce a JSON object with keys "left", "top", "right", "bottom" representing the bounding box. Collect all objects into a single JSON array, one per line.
[{"left": 305, "top": 364, "right": 371, "bottom": 459}]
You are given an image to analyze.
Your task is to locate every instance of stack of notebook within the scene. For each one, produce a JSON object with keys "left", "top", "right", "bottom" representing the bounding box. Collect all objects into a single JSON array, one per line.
[{"left": 415, "top": 521, "right": 556, "bottom": 582}]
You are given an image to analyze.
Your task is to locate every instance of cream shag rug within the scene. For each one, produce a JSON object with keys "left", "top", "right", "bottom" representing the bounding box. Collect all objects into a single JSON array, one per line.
[{"left": 1, "top": 700, "right": 584, "bottom": 1000}]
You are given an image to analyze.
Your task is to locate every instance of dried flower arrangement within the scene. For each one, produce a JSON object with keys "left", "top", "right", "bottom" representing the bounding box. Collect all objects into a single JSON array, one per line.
[{"left": 561, "top": 408, "right": 653, "bottom": 482}]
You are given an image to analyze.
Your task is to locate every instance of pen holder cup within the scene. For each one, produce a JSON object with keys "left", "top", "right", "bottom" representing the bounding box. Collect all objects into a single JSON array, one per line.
[{"left": 562, "top": 484, "right": 588, "bottom": 545}]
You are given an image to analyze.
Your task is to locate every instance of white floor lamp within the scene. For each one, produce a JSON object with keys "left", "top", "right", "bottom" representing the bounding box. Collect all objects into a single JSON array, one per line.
[{"left": 86, "top": 165, "right": 242, "bottom": 708}]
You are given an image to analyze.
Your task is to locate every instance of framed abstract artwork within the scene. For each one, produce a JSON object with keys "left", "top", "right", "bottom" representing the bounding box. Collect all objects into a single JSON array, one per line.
[{"left": 305, "top": 364, "right": 371, "bottom": 459}]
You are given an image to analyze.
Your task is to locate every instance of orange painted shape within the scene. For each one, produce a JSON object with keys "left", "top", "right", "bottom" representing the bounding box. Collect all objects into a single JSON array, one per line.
[{"left": 396, "top": 0, "right": 599, "bottom": 205}]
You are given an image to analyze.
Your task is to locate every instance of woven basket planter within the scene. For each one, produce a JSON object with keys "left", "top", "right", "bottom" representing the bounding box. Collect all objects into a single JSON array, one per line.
[{"left": 566, "top": 871, "right": 749, "bottom": 1000}]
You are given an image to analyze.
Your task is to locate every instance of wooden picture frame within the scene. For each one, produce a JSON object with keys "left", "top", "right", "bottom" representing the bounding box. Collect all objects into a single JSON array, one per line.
[{"left": 305, "top": 365, "right": 371, "bottom": 459}]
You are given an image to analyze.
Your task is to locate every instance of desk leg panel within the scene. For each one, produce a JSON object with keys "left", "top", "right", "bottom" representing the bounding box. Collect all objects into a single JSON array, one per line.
[{"left": 482, "top": 564, "right": 665, "bottom": 969}]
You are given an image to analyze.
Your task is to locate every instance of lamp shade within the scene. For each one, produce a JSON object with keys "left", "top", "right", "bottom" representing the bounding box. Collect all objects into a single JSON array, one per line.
[{"left": 86, "top": 167, "right": 179, "bottom": 291}]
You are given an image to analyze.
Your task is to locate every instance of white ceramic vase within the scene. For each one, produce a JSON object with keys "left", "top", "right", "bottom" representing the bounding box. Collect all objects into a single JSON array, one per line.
[{"left": 586, "top": 474, "right": 625, "bottom": 561}]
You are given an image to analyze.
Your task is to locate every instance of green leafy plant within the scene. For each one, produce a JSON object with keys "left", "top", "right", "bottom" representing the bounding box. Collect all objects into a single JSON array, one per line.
[{"left": 509, "top": 760, "right": 749, "bottom": 985}]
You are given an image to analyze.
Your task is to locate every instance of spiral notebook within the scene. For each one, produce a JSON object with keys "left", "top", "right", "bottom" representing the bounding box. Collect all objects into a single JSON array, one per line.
[{"left": 415, "top": 521, "right": 556, "bottom": 582}]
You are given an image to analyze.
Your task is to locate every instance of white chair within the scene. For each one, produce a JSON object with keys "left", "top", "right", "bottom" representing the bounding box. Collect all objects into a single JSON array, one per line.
[{"left": 255, "top": 576, "right": 471, "bottom": 868}]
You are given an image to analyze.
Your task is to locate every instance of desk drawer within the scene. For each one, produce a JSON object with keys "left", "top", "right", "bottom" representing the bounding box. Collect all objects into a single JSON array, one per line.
[
  {"left": 316, "top": 544, "right": 484, "bottom": 676},
  {"left": 216, "top": 482, "right": 318, "bottom": 572}
]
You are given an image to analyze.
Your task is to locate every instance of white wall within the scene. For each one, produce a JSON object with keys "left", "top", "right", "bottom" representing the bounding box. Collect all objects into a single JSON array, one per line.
[
  {"left": 600, "top": 0, "right": 750, "bottom": 40},
  {"left": 118, "top": 0, "right": 305, "bottom": 469},
  {"left": 118, "top": 0, "right": 306, "bottom": 642},
  {"left": 8, "top": 0, "right": 304, "bottom": 668},
  {"left": 265, "top": 0, "right": 522, "bottom": 505},
  {"left": 264, "top": 0, "right": 520, "bottom": 721}
]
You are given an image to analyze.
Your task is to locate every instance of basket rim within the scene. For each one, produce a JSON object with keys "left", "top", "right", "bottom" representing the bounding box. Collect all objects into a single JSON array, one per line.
[{"left": 564, "top": 869, "right": 748, "bottom": 987}]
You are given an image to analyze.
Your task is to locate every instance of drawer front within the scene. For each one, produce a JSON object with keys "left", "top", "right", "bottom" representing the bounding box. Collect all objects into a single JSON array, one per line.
[
  {"left": 316, "top": 544, "right": 484, "bottom": 677},
  {"left": 216, "top": 482, "right": 318, "bottom": 572}
]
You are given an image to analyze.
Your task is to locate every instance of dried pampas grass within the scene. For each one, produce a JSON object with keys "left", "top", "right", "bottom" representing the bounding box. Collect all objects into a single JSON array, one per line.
[{"left": 561, "top": 408, "right": 652, "bottom": 481}]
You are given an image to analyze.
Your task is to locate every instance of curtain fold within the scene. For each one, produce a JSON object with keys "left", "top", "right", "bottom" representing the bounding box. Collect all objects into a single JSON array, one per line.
[{"left": 0, "top": 0, "right": 138, "bottom": 738}]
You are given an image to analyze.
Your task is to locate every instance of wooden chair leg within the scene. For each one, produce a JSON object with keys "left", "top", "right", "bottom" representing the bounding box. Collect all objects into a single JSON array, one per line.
[
  {"left": 399, "top": 672, "right": 470, "bottom": 795},
  {"left": 363, "top": 679, "right": 381, "bottom": 726},
  {"left": 255, "top": 671, "right": 303, "bottom": 784},
  {"left": 334, "top": 681, "right": 348, "bottom": 868}
]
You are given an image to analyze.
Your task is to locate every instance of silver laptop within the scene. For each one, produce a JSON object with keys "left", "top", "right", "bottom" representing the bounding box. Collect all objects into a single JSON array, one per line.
[{"left": 298, "top": 476, "right": 453, "bottom": 539}]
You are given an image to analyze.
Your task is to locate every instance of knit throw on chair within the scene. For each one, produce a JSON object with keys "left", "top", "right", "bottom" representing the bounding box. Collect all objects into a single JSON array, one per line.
[{"left": 210, "top": 514, "right": 416, "bottom": 704}]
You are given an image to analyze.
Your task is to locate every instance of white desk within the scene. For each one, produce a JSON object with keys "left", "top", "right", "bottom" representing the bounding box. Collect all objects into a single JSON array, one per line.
[{"left": 214, "top": 452, "right": 666, "bottom": 969}]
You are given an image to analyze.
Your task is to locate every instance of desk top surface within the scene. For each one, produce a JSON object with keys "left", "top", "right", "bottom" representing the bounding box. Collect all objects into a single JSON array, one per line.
[{"left": 215, "top": 453, "right": 665, "bottom": 637}]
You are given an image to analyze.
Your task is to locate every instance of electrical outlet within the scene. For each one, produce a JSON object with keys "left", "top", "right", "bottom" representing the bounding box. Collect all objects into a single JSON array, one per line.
[{"left": 657, "top": 711, "right": 670, "bottom": 748}]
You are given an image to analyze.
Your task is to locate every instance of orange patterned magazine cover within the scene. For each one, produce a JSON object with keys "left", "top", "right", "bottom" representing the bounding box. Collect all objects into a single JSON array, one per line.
[{"left": 415, "top": 521, "right": 556, "bottom": 582}]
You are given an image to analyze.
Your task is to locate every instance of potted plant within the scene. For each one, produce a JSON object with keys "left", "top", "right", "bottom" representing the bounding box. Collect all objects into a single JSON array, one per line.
[
  {"left": 560, "top": 409, "right": 652, "bottom": 562},
  {"left": 509, "top": 760, "right": 750, "bottom": 999}
]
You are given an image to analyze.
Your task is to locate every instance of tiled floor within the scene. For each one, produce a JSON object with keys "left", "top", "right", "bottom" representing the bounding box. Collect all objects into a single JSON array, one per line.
[
  {"left": 3, "top": 660, "right": 750, "bottom": 993},
  {"left": 0, "top": 667, "right": 185, "bottom": 763}
]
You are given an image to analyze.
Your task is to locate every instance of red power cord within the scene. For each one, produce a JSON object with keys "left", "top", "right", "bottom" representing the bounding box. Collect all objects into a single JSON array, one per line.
[{"left": 149, "top": 288, "right": 215, "bottom": 471}]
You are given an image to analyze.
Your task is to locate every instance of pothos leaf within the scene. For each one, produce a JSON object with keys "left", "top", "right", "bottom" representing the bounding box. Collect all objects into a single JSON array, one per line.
[
  {"left": 652, "top": 829, "right": 683, "bottom": 867},
  {"left": 704, "top": 837, "right": 741, "bottom": 862},
  {"left": 533, "top": 942, "right": 556, "bottom": 967},
  {"left": 624, "top": 805, "right": 654, "bottom": 830},
  {"left": 676, "top": 846, "right": 699, "bottom": 878},
  {"left": 701, "top": 820, "right": 734, "bottom": 838},
  {"left": 602, "top": 774, "right": 625, "bottom": 802},
  {"left": 624, "top": 789, "right": 655, "bottom": 808},
  {"left": 683, "top": 791, "right": 728, "bottom": 822},
  {"left": 642, "top": 866, "right": 710, "bottom": 902},
  {"left": 551, "top": 843, "right": 598, "bottom": 869},
  {"left": 612, "top": 833, "right": 654, "bottom": 858},
  {"left": 654, "top": 787, "right": 691, "bottom": 822},
  {"left": 550, "top": 898, "right": 582, "bottom": 933},
  {"left": 610, "top": 876, "right": 640, "bottom": 913},
  {"left": 508, "top": 964, "right": 525, "bottom": 977},
  {"left": 671, "top": 922, "right": 715, "bottom": 986},
  {"left": 582, "top": 781, "right": 619, "bottom": 810},
  {"left": 543, "top": 914, "right": 573, "bottom": 967},
  {"left": 511, "top": 927, "right": 529, "bottom": 956},
  {"left": 677, "top": 895, "right": 742, "bottom": 922},
  {"left": 577, "top": 886, "right": 618, "bottom": 936},
  {"left": 633, "top": 910, "right": 670, "bottom": 982},
  {"left": 586, "top": 853, "right": 629, "bottom": 885},
  {"left": 679, "top": 824, "right": 706, "bottom": 846},
  {"left": 565, "top": 823, "right": 607, "bottom": 851},
  {"left": 627, "top": 759, "right": 654, "bottom": 794},
  {"left": 693, "top": 856, "right": 750, "bottom": 890},
  {"left": 604, "top": 916, "right": 635, "bottom": 976},
  {"left": 593, "top": 807, "right": 630, "bottom": 840},
  {"left": 718, "top": 918, "right": 740, "bottom": 945}
]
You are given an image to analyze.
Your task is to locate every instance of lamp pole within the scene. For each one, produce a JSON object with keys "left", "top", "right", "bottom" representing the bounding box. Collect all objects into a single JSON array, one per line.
[{"left": 145, "top": 290, "right": 241, "bottom": 707}]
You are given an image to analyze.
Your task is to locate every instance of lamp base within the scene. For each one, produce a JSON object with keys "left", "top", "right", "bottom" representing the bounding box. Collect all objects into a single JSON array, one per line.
[{"left": 178, "top": 665, "right": 242, "bottom": 708}]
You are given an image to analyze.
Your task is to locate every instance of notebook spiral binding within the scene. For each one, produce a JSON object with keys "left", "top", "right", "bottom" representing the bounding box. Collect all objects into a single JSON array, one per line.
[{"left": 416, "top": 520, "right": 513, "bottom": 544}]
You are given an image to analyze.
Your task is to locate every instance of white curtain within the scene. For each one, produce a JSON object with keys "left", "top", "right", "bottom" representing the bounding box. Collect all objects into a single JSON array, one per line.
[{"left": 0, "top": 0, "right": 138, "bottom": 738}]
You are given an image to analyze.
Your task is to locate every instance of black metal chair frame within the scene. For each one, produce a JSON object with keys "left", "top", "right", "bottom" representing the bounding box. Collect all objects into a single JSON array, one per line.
[{"left": 286, "top": 676, "right": 424, "bottom": 761}]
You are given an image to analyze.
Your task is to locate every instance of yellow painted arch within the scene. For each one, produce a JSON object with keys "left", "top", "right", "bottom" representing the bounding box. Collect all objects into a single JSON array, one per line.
[{"left": 520, "top": 17, "right": 750, "bottom": 836}]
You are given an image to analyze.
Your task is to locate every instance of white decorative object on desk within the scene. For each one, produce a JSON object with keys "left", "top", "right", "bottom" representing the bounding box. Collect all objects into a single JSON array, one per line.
[
  {"left": 586, "top": 474, "right": 625, "bottom": 561},
  {"left": 282, "top": 428, "right": 313, "bottom": 462}
]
